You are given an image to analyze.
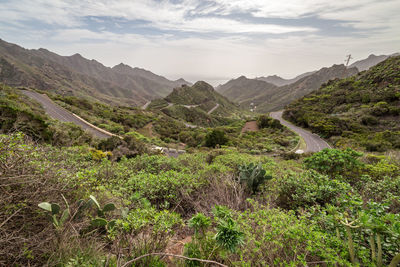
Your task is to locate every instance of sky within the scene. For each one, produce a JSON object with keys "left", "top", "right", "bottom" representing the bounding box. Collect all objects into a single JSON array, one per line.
[{"left": 0, "top": 0, "right": 399, "bottom": 85}]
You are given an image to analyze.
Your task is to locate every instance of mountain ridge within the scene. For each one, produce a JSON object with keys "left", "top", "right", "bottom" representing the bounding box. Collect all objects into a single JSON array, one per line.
[
  {"left": 0, "top": 39, "right": 190, "bottom": 106},
  {"left": 256, "top": 71, "right": 316, "bottom": 86},
  {"left": 217, "top": 64, "right": 358, "bottom": 112},
  {"left": 349, "top": 53, "right": 399, "bottom": 71}
]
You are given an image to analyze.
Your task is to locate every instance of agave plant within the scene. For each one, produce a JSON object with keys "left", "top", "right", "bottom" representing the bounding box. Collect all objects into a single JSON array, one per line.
[
  {"left": 214, "top": 217, "right": 244, "bottom": 253},
  {"left": 238, "top": 162, "right": 272, "bottom": 194}
]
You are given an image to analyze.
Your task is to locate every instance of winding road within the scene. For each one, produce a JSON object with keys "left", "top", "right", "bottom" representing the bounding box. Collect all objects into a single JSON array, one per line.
[
  {"left": 270, "top": 111, "right": 331, "bottom": 152},
  {"left": 207, "top": 103, "right": 220, "bottom": 114},
  {"left": 21, "top": 90, "right": 115, "bottom": 139}
]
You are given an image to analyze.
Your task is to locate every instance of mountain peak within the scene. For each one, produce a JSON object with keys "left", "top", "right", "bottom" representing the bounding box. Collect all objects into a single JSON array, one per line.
[
  {"left": 193, "top": 81, "right": 214, "bottom": 91},
  {"left": 113, "top": 62, "right": 130, "bottom": 69},
  {"left": 71, "top": 53, "right": 83, "bottom": 58}
]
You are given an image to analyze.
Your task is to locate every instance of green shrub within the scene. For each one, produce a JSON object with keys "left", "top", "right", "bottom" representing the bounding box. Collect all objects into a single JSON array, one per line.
[
  {"left": 257, "top": 115, "right": 282, "bottom": 129},
  {"left": 205, "top": 129, "right": 228, "bottom": 148},
  {"left": 303, "top": 148, "right": 364, "bottom": 177},
  {"left": 235, "top": 200, "right": 349, "bottom": 266},
  {"left": 277, "top": 170, "right": 351, "bottom": 210},
  {"left": 214, "top": 217, "right": 244, "bottom": 253},
  {"left": 361, "top": 115, "right": 379, "bottom": 126}
]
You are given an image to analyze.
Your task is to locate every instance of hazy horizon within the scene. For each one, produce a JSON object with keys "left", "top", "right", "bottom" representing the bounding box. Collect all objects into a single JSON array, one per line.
[{"left": 1, "top": 0, "right": 399, "bottom": 86}]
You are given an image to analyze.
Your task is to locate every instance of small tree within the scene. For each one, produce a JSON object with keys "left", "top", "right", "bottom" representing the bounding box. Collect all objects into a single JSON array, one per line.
[{"left": 205, "top": 130, "right": 228, "bottom": 148}]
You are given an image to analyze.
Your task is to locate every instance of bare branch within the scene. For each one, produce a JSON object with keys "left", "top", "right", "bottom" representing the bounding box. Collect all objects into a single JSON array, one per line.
[{"left": 120, "top": 252, "right": 228, "bottom": 267}]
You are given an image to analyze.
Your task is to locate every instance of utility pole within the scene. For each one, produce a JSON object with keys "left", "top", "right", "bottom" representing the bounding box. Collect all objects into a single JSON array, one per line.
[{"left": 345, "top": 54, "right": 353, "bottom": 66}]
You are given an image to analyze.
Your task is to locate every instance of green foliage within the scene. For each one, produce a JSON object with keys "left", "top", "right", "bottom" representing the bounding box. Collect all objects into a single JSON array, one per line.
[
  {"left": 284, "top": 56, "right": 400, "bottom": 151},
  {"left": 303, "top": 148, "right": 364, "bottom": 177},
  {"left": 188, "top": 213, "right": 211, "bottom": 236},
  {"left": 257, "top": 115, "right": 282, "bottom": 129},
  {"left": 38, "top": 196, "right": 70, "bottom": 229},
  {"left": 277, "top": 170, "right": 351, "bottom": 209},
  {"left": 88, "top": 195, "right": 116, "bottom": 218},
  {"left": 3, "top": 130, "right": 400, "bottom": 266},
  {"left": 205, "top": 129, "right": 228, "bottom": 148},
  {"left": 89, "top": 148, "right": 112, "bottom": 161},
  {"left": 116, "top": 207, "right": 182, "bottom": 235},
  {"left": 214, "top": 217, "right": 244, "bottom": 253},
  {"left": 238, "top": 162, "right": 272, "bottom": 194},
  {"left": 235, "top": 200, "right": 348, "bottom": 266}
]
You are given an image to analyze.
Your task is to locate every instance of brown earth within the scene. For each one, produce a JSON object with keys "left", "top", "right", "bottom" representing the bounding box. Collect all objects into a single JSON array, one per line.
[
  {"left": 164, "top": 235, "right": 192, "bottom": 266},
  {"left": 241, "top": 121, "right": 259, "bottom": 133}
]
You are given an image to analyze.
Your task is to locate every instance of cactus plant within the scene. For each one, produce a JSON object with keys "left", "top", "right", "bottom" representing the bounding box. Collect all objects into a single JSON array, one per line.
[
  {"left": 238, "top": 162, "right": 272, "bottom": 194},
  {"left": 88, "top": 195, "right": 116, "bottom": 217},
  {"left": 38, "top": 194, "right": 70, "bottom": 229}
]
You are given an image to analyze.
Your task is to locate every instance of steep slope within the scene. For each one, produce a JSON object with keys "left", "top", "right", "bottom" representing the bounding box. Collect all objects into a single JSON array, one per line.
[
  {"left": 0, "top": 39, "right": 189, "bottom": 106},
  {"left": 256, "top": 71, "right": 315, "bottom": 86},
  {"left": 152, "top": 81, "right": 243, "bottom": 126},
  {"left": 241, "top": 64, "right": 358, "bottom": 112},
  {"left": 216, "top": 76, "right": 278, "bottom": 103},
  {"left": 284, "top": 56, "right": 400, "bottom": 152},
  {"left": 165, "top": 81, "right": 238, "bottom": 110},
  {"left": 349, "top": 53, "right": 399, "bottom": 71}
]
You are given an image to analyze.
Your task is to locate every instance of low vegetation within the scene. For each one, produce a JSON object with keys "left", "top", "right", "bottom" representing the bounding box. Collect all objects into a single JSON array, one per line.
[
  {"left": 1, "top": 132, "right": 399, "bottom": 266},
  {"left": 1, "top": 56, "right": 399, "bottom": 266},
  {"left": 284, "top": 55, "right": 400, "bottom": 152}
]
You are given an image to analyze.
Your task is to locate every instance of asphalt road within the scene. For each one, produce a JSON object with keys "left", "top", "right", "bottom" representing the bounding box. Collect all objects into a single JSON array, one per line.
[
  {"left": 21, "top": 90, "right": 113, "bottom": 139},
  {"left": 270, "top": 111, "right": 331, "bottom": 152}
]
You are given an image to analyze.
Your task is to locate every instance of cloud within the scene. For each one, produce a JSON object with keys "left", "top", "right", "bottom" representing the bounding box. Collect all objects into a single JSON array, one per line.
[{"left": 0, "top": 0, "right": 398, "bottom": 84}]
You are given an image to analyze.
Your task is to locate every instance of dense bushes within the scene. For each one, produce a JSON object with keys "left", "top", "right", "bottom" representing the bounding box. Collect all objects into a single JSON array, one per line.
[
  {"left": 277, "top": 170, "right": 351, "bottom": 209},
  {"left": 205, "top": 129, "right": 228, "bottom": 148},
  {"left": 256, "top": 115, "right": 282, "bottom": 129},
  {"left": 284, "top": 56, "right": 400, "bottom": 151},
  {"left": 303, "top": 148, "right": 364, "bottom": 177},
  {"left": 2, "top": 132, "right": 400, "bottom": 266}
]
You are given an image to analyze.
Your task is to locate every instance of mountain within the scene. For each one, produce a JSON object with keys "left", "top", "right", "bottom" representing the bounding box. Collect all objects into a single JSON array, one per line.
[
  {"left": 284, "top": 55, "right": 400, "bottom": 152},
  {"left": 0, "top": 39, "right": 190, "bottom": 106},
  {"left": 349, "top": 53, "right": 399, "bottom": 71},
  {"left": 150, "top": 81, "right": 243, "bottom": 126},
  {"left": 217, "top": 64, "right": 358, "bottom": 112},
  {"left": 249, "top": 64, "right": 359, "bottom": 112},
  {"left": 256, "top": 71, "right": 316, "bottom": 86},
  {"left": 216, "top": 76, "right": 278, "bottom": 104}
]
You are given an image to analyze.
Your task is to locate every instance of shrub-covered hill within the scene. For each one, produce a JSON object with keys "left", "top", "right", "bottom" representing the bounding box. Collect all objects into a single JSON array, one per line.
[
  {"left": 2, "top": 133, "right": 400, "bottom": 266},
  {"left": 149, "top": 81, "right": 247, "bottom": 127},
  {"left": 0, "top": 84, "right": 298, "bottom": 153},
  {"left": 284, "top": 56, "right": 400, "bottom": 152}
]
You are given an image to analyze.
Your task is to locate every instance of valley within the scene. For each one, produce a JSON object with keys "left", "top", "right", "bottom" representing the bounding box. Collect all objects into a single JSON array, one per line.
[{"left": 1, "top": 37, "right": 399, "bottom": 267}]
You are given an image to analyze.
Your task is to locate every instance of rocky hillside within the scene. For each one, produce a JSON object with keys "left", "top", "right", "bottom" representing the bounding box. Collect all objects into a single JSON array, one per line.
[
  {"left": 256, "top": 71, "right": 315, "bottom": 86},
  {"left": 0, "top": 39, "right": 189, "bottom": 106},
  {"left": 218, "top": 64, "right": 358, "bottom": 112},
  {"left": 349, "top": 53, "right": 399, "bottom": 71},
  {"left": 284, "top": 55, "right": 400, "bottom": 152},
  {"left": 216, "top": 76, "right": 278, "bottom": 104}
]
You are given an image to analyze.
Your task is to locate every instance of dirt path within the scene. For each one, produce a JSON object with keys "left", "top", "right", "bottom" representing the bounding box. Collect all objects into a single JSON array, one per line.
[
  {"left": 241, "top": 121, "right": 259, "bottom": 133},
  {"left": 270, "top": 111, "right": 331, "bottom": 152}
]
